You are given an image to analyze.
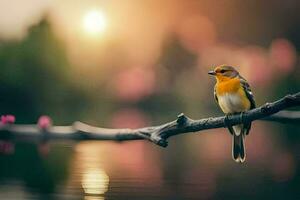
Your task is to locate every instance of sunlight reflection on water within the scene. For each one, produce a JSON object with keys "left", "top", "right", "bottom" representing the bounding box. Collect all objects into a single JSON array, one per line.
[
  {"left": 84, "top": 195, "right": 105, "bottom": 200},
  {"left": 82, "top": 168, "right": 109, "bottom": 195},
  {"left": 73, "top": 142, "right": 110, "bottom": 200}
]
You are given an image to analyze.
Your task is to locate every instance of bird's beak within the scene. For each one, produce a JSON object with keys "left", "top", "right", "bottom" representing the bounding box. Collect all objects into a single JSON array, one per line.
[{"left": 208, "top": 71, "right": 216, "bottom": 76}]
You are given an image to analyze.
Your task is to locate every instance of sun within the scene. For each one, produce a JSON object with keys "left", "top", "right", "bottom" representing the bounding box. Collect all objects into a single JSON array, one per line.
[{"left": 83, "top": 10, "right": 107, "bottom": 35}]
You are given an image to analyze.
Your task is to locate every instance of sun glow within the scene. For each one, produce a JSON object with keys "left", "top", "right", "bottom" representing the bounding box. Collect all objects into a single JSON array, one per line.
[{"left": 83, "top": 10, "right": 107, "bottom": 35}]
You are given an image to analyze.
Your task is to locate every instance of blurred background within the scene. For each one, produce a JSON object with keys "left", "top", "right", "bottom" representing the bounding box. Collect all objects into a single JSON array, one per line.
[{"left": 0, "top": 0, "right": 300, "bottom": 199}]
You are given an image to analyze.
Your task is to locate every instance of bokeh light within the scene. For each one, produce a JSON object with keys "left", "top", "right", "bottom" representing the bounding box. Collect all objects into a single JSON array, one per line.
[
  {"left": 83, "top": 10, "right": 107, "bottom": 35},
  {"left": 82, "top": 168, "right": 109, "bottom": 195}
]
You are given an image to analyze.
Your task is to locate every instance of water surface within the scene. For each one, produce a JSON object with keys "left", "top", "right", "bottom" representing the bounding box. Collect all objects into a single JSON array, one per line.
[{"left": 0, "top": 122, "right": 299, "bottom": 200}]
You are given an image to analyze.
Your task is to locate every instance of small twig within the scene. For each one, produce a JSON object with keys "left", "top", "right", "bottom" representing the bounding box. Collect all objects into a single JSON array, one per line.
[{"left": 0, "top": 92, "right": 299, "bottom": 147}]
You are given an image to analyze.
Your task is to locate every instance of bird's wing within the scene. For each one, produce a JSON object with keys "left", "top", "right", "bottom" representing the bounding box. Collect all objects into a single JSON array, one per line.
[
  {"left": 239, "top": 75, "right": 256, "bottom": 109},
  {"left": 214, "top": 85, "right": 218, "bottom": 103},
  {"left": 239, "top": 75, "right": 256, "bottom": 135}
]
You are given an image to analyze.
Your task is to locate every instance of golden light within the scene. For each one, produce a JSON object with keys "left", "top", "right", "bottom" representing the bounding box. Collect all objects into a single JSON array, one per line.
[
  {"left": 82, "top": 168, "right": 109, "bottom": 195},
  {"left": 83, "top": 10, "right": 107, "bottom": 35}
]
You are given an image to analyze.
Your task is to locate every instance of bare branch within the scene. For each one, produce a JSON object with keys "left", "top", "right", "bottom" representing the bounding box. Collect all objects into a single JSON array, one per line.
[
  {"left": 261, "top": 110, "right": 300, "bottom": 123},
  {"left": 0, "top": 92, "right": 299, "bottom": 147}
]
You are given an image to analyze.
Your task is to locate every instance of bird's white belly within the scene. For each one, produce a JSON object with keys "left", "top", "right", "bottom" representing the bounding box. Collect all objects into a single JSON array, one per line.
[{"left": 218, "top": 93, "right": 245, "bottom": 114}]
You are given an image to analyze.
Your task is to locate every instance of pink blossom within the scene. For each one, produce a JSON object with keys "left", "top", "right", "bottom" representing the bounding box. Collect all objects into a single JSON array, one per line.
[
  {"left": 38, "top": 115, "right": 52, "bottom": 129},
  {"left": 1, "top": 115, "right": 15, "bottom": 125}
]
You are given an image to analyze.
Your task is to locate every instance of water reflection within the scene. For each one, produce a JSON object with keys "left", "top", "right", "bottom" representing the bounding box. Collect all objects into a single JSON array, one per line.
[
  {"left": 0, "top": 123, "right": 299, "bottom": 199},
  {"left": 82, "top": 168, "right": 109, "bottom": 195},
  {"left": 68, "top": 142, "right": 110, "bottom": 200},
  {"left": 0, "top": 141, "right": 14, "bottom": 155},
  {"left": 84, "top": 196, "right": 105, "bottom": 200}
]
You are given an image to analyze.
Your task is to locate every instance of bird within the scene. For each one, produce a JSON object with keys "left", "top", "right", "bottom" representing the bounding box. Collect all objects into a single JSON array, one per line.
[{"left": 208, "top": 65, "right": 256, "bottom": 163}]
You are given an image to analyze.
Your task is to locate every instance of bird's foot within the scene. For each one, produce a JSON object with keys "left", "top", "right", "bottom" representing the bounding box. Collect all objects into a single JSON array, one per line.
[
  {"left": 239, "top": 112, "right": 245, "bottom": 123},
  {"left": 224, "top": 114, "right": 231, "bottom": 127}
]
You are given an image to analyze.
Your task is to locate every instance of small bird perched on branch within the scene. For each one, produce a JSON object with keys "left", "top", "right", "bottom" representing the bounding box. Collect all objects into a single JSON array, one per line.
[{"left": 208, "top": 65, "right": 256, "bottom": 163}]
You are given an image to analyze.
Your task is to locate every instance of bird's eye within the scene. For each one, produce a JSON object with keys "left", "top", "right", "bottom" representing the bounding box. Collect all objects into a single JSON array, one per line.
[{"left": 220, "top": 69, "right": 226, "bottom": 73}]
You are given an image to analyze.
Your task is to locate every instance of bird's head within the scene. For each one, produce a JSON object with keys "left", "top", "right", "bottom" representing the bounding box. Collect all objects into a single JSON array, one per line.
[{"left": 208, "top": 65, "right": 239, "bottom": 81}]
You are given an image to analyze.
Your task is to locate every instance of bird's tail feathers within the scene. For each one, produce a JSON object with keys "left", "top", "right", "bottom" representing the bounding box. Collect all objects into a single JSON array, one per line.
[{"left": 232, "top": 129, "right": 245, "bottom": 163}]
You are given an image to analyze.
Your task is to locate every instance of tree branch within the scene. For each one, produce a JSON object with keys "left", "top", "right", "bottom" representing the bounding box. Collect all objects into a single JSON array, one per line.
[{"left": 0, "top": 92, "right": 299, "bottom": 147}]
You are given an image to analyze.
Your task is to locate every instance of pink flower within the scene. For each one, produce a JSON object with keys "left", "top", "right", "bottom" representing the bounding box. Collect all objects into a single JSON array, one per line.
[
  {"left": 38, "top": 115, "right": 52, "bottom": 129},
  {"left": 1, "top": 115, "right": 15, "bottom": 125}
]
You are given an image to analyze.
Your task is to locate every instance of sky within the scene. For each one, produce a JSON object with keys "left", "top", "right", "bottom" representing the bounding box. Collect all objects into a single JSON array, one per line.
[
  {"left": 0, "top": 0, "right": 298, "bottom": 91},
  {"left": 0, "top": 0, "right": 184, "bottom": 68}
]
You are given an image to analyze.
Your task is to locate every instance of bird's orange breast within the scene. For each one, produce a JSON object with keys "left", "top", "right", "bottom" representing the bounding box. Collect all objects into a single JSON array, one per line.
[
  {"left": 215, "top": 76, "right": 251, "bottom": 113},
  {"left": 215, "top": 76, "right": 241, "bottom": 95}
]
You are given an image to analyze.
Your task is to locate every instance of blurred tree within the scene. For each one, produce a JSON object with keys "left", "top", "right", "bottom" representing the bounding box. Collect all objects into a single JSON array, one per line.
[
  {"left": 0, "top": 17, "right": 88, "bottom": 123},
  {"left": 159, "top": 35, "right": 197, "bottom": 85}
]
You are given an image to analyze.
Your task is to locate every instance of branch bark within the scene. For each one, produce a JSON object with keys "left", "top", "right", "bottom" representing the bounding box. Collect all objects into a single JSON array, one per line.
[{"left": 0, "top": 92, "right": 299, "bottom": 147}]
